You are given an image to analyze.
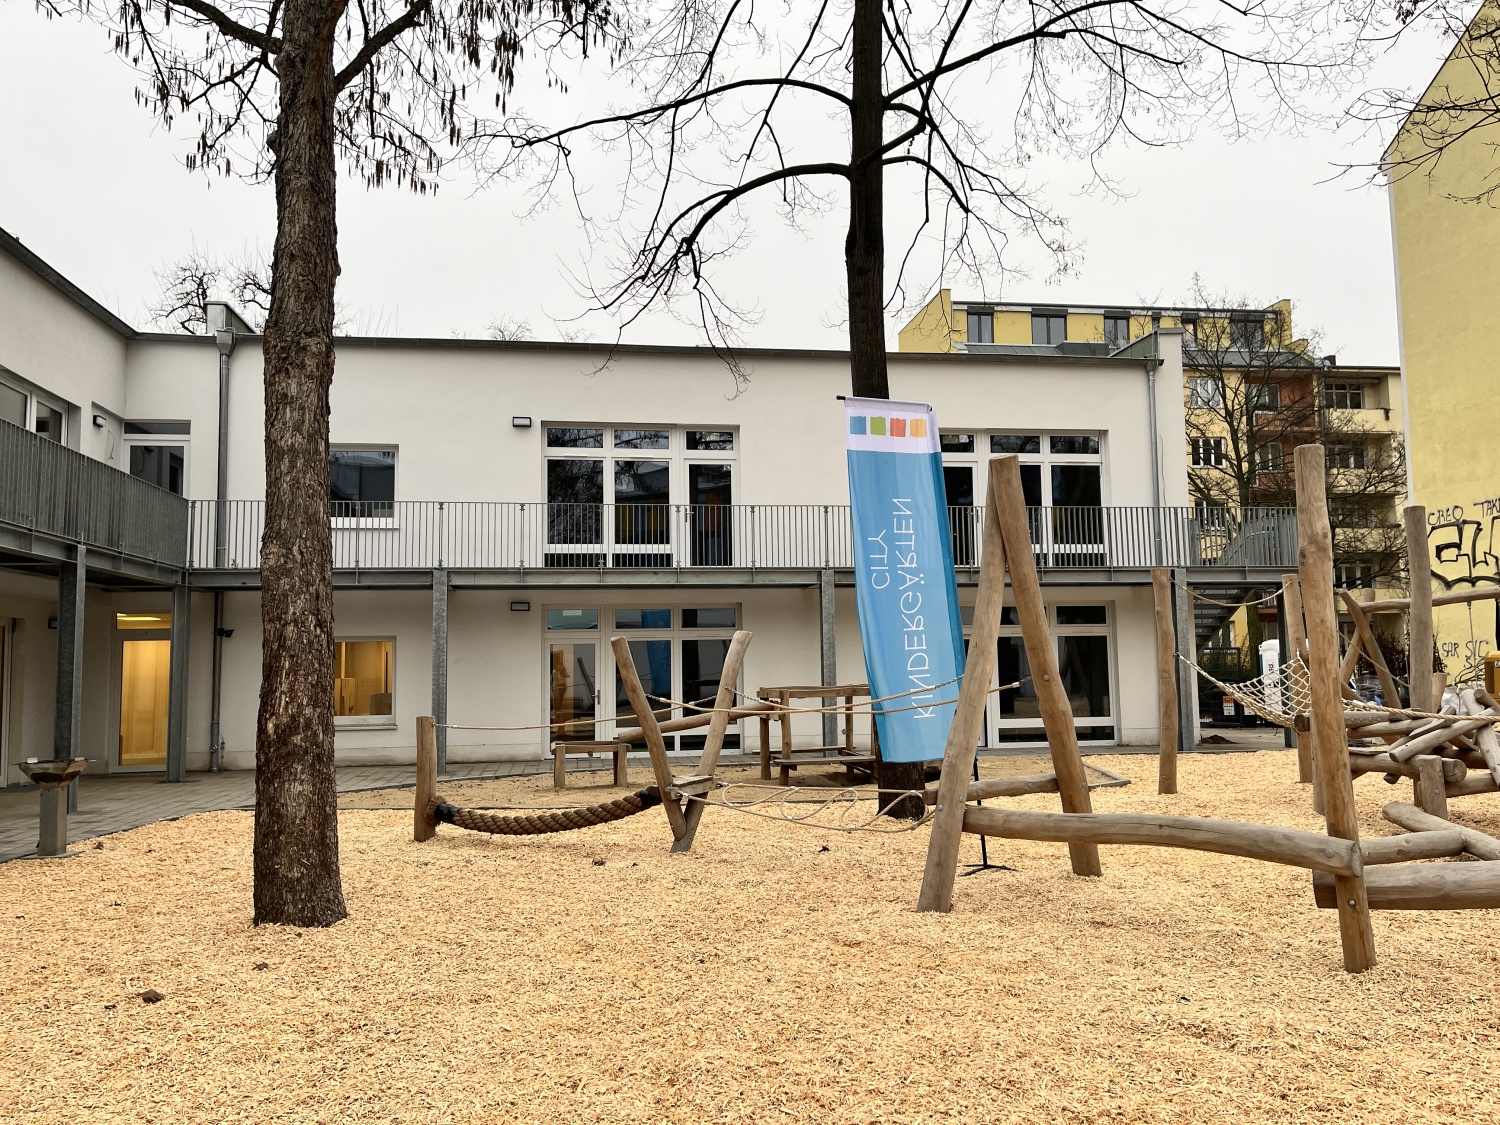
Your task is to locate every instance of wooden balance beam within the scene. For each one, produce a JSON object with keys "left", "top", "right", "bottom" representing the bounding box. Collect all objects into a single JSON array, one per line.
[
  {"left": 958, "top": 807, "right": 1362, "bottom": 876},
  {"left": 1313, "top": 863, "right": 1500, "bottom": 910}
]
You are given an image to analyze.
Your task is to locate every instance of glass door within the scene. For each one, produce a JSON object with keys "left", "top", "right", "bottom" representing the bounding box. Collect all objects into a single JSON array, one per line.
[
  {"left": 687, "top": 463, "right": 733, "bottom": 565},
  {"left": 116, "top": 612, "right": 173, "bottom": 769},
  {"left": 990, "top": 604, "right": 1116, "bottom": 744},
  {"left": 548, "top": 640, "right": 598, "bottom": 744}
]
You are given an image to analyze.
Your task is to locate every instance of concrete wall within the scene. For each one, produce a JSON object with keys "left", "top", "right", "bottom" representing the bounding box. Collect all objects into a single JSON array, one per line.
[{"left": 0, "top": 246, "right": 130, "bottom": 462}]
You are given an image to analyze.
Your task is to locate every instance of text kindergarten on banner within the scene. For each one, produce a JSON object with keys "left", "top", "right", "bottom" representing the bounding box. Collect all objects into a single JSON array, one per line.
[{"left": 845, "top": 397, "right": 966, "bottom": 763}]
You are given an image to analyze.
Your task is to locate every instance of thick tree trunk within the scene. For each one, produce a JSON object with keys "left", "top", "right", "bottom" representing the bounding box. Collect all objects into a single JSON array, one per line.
[
  {"left": 253, "top": 0, "right": 348, "bottom": 927},
  {"left": 848, "top": 0, "right": 924, "bottom": 817}
]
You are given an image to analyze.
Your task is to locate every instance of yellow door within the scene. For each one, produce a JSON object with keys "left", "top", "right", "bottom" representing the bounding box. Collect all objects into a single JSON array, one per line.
[{"left": 119, "top": 638, "right": 170, "bottom": 767}]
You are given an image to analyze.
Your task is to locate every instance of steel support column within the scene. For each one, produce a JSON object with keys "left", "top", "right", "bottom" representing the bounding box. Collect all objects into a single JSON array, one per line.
[
  {"left": 819, "top": 569, "right": 837, "bottom": 746},
  {"left": 54, "top": 546, "right": 86, "bottom": 814},
  {"left": 1171, "top": 568, "right": 1198, "bottom": 754},
  {"left": 166, "top": 584, "right": 191, "bottom": 782},
  {"left": 432, "top": 569, "right": 449, "bottom": 774}
]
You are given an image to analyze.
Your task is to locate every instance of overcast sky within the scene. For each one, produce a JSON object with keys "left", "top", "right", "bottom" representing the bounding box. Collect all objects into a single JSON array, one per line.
[{"left": 0, "top": 5, "right": 1459, "bottom": 366}]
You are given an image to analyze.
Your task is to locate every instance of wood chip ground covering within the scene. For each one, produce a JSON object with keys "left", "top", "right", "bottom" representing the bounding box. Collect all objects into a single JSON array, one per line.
[{"left": 4, "top": 750, "right": 1499, "bottom": 1124}]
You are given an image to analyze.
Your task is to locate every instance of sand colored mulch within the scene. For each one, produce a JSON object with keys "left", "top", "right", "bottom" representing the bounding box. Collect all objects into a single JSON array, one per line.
[{"left": 4, "top": 751, "right": 1500, "bottom": 1124}]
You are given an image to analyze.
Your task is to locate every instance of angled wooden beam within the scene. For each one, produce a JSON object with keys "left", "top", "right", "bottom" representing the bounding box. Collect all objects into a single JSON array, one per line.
[
  {"left": 612, "top": 636, "right": 688, "bottom": 840},
  {"left": 917, "top": 465, "right": 1008, "bottom": 912},
  {"left": 990, "top": 455, "right": 1101, "bottom": 877},
  {"left": 673, "top": 629, "right": 754, "bottom": 852},
  {"left": 1295, "top": 443, "right": 1376, "bottom": 972},
  {"left": 1339, "top": 590, "right": 1401, "bottom": 708}
]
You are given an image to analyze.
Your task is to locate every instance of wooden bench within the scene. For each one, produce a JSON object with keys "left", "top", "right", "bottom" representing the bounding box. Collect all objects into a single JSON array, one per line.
[{"left": 550, "top": 741, "right": 630, "bottom": 790}]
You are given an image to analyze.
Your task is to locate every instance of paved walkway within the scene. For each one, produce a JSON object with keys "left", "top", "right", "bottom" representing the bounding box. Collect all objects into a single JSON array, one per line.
[{"left": 0, "top": 731, "right": 1286, "bottom": 861}]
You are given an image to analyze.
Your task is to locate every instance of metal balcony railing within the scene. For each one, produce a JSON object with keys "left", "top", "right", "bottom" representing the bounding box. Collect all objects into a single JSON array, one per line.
[
  {"left": 188, "top": 501, "right": 1297, "bottom": 572},
  {"left": 0, "top": 418, "right": 189, "bottom": 567}
]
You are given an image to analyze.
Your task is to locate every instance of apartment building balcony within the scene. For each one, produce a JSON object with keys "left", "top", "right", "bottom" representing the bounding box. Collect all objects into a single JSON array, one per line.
[
  {"left": 0, "top": 418, "right": 188, "bottom": 583},
  {"left": 186, "top": 500, "right": 1298, "bottom": 588}
]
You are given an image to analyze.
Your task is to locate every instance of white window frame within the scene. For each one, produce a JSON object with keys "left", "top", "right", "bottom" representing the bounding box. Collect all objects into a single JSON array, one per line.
[
  {"left": 333, "top": 636, "right": 398, "bottom": 729},
  {"left": 0, "top": 366, "right": 70, "bottom": 446},
  {"left": 1190, "top": 437, "right": 1226, "bottom": 468},
  {"left": 1187, "top": 376, "right": 1224, "bottom": 409},
  {"left": 329, "top": 445, "right": 399, "bottom": 528},
  {"left": 1322, "top": 381, "right": 1368, "bottom": 411},
  {"left": 123, "top": 422, "right": 192, "bottom": 496},
  {"left": 540, "top": 603, "right": 742, "bottom": 752},
  {"left": 977, "top": 601, "right": 1117, "bottom": 746}
]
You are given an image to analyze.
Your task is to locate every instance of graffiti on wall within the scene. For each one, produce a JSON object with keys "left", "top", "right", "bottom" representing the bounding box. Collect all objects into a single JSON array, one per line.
[{"left": 1427, "top": 501, "right": 1500, "bottom": 590}]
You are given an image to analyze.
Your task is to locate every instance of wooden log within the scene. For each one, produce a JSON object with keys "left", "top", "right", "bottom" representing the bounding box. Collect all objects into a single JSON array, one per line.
[
  {"left": 612, "top": 637, "right": 688, "bottom": 840},
  {"left": 960, "top": 806, "right": 1362, "bottom": 876},
  {"left": 922, "top": 772, "right": 1060, "bottom": 805},
  {"left": 1359, "top": 587, "right": 1500, "bottom": 615},
  {"left": 1383, "top": 801, "right": 1500, "bottom": 860},
  {"left": 1446, "top": 773, "right": 1500, "bottom": 798},
  {"left": 1313, "top": 863, "right": 1500, "bottom": 911},
  {"left": 1388, "top": 718, "right": 1492, "bottom": 762},
  {"left": 1349, "top": 751, "right": 1466, "bottom": 783},
  {"left": 1349, "top": 717, "right": 1432, "bottom": 736},
  {"left": 918, "top": 460, "right": 1010, "bottom": 912},
  {"left": 1343, "top": 711, "right": 1410, "bottom": 728},
  {"left": 1460, "top": 688, "right": 1500, "bottom": 789},
  {"left": 1283, "top": 572, "right": 1312, "bottom": 784},
  {"left": 1404, "top": 506, "right": 1436, "bottom": 712},
  {"left": 414, "top": 715, "right": 438, "bottom": 842},
  {"left": 1295, "top": 443, "right": 1376, "bottom": 972},
  {"left": 1360, "top": 830, "right": 1466, "bottom": 865},
  {"left": 1413, "top": 755, "right": 1450, "bottom": 820},
  {"left": 1434, "top": 671, "right": 1450, "bottom": 704},
  {"left": 1339, "top": 591, "right": 1402, "bottom": 708},
  {"left": 1153, "top": 568, "right": 1179, "bottom": 795},
  {"left": 758, "top": 713, "right": 772, "bottom": 781},
  {"left": 613, "top": 699, "right": 774, "bottom": 745},
  {"left": 1338, "top": 629, "right": 1365, "bottom": 687},
  {"left": 673, "top": 629, "right": 755, "bottom": 853},
  {"left": 990, "top": 455, "right": 1101, "bottom": 877}
]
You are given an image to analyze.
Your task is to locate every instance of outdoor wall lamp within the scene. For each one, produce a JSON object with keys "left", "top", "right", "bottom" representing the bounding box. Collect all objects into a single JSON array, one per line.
[
  {"left": 510, "top": 600, "right": 531, "bottom": 612},
  {"left": 511, "top": 416, "right": 532, "bottom": 428}
]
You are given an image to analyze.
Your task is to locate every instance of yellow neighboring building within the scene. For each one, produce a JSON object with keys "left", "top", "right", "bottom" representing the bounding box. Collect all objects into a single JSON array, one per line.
[
  {"left": 898, "top": 292, "right": 1408, "bottom": 665},
  {"left": 1389, "top": 1, "right": 1500, "bottom": 681}
]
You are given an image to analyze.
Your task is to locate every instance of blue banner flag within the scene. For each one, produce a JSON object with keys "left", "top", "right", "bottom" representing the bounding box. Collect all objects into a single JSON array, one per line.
[{"left": 845, "top": 396, "right": 965, "bottom": 763}]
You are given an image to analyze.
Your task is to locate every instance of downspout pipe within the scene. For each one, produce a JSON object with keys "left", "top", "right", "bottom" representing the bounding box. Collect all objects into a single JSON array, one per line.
[{"left": 209, "top": 324, "right": 235, "bottom": 771}]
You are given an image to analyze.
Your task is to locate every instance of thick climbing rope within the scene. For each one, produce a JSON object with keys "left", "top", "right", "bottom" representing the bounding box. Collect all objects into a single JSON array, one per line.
[
  {"left": 1175, "top": 583, "right": 1284, "bottom": 609},
  {"left": 431, "top": 787, "right": 663, "bottom": 836}
]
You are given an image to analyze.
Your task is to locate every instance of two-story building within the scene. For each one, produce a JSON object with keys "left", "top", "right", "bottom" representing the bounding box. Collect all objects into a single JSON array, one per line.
[{"left": 1, "top": 226, "right": 1300, "bottom": 784}]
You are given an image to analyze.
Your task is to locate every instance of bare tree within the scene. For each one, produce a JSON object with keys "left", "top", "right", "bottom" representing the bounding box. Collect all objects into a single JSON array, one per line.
[
  {"left": 478, "top": 0, "right": 1371, "bottom": 812},
  {"left": 151, "top": 246, "right": 273, "bottom": 332},
  {"left": 486, "top": 316, "right": 536, "bottom": 340},
  {"left": 36, "top": 0, "right": 619, "bottom": 926},
  {"left": 1351, "top": 0, "right": 1500, "bottom": 202},
  {"left": 1181, "top": 282, "right": 1407, "bottom": 664}
]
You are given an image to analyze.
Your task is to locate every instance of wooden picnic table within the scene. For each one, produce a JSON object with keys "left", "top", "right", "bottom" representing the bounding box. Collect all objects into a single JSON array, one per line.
[{"left": 755, "top": 684, "right": 879, "bottom": 785}]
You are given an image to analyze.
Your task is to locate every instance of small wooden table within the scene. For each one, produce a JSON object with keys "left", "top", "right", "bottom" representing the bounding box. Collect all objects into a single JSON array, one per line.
[
  {"left": 755, "top": 684, "right": 878, "bottom": 785},
  {"left": 550, "top": 741, "right": 630, "bottom": 790}
]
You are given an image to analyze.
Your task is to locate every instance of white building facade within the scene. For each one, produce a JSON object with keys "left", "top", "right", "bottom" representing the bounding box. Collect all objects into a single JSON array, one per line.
[{"left": 1, "top": 227, "right": 1296, "bottom": 784}]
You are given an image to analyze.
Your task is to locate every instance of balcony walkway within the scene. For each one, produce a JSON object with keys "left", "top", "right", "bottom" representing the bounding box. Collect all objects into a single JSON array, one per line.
[{"left": 0, "top": 734, "right": 1286, "bottom": 862}]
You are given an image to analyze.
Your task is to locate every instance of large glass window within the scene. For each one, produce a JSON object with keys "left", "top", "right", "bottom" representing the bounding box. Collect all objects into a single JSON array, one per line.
[
  {"left": 0, "top": 381, "right": 25, "bottom": 427},
  {"left": 988, "top": 604, "right": 1114, "bottom": 744},
  {"left": 966, "top": 309, "right": 994, "bottom": 344},
  {"left": 130, "top": 445, "right": 185, "bottom": 494},
  {"left": 330, "top": 449, "right": 395, "bottom": 518},
  {"left": 615, "top": 639, "right": 673, "bottom": 724},
  {"left": 1322, "top": 381, "right": 1368, "bottom": 410},
  {"left": 1104, "top": 314, "right": 1130, "bottom": 347},
  {"left": 1188, "top": 377, "right": 1224, "bottom": 409},
  {"left": 34, "top": 403, "right": 64, "bottom": 444},
  {"left": 544, "top": 425, "right": 737, "bottom": 568},
  {"left": 333, "top": 639, "right": 394, "bottom": 722},
  {"left": 1031, "top": 313, "right": 1066, "bottom": 345}
]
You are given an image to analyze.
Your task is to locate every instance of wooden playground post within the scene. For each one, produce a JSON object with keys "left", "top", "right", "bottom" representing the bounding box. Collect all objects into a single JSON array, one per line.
[
  {"left": 1339, "top": 590, "right": 1402, "bottom": 708},
  {"left": 1282, "top": 573, "right": 1313, "bottom": 785},
  {"left": 612, "top": 637, "right": 689, "bottom": 840},
  {"left": 1404, "top": 505, "right": 1435, "bottom": 712},
  {"left": 1294, "top": 443, "right": 1377, "bottom": 972},
  {"left": 673, "top": 629, "right": 754, "bottom": 851},
  {"left": 917, "top": 461, "right": 1008, "bottom": 912},
  {"left": 991, "top": 456, "right": 1102, "bottom": 877},
  {"left": 414, "top": 714, "right": 438, "bottom": 842},
  {"left": 1152, "top": 568, "right": 1179, "bottom": 795}
]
